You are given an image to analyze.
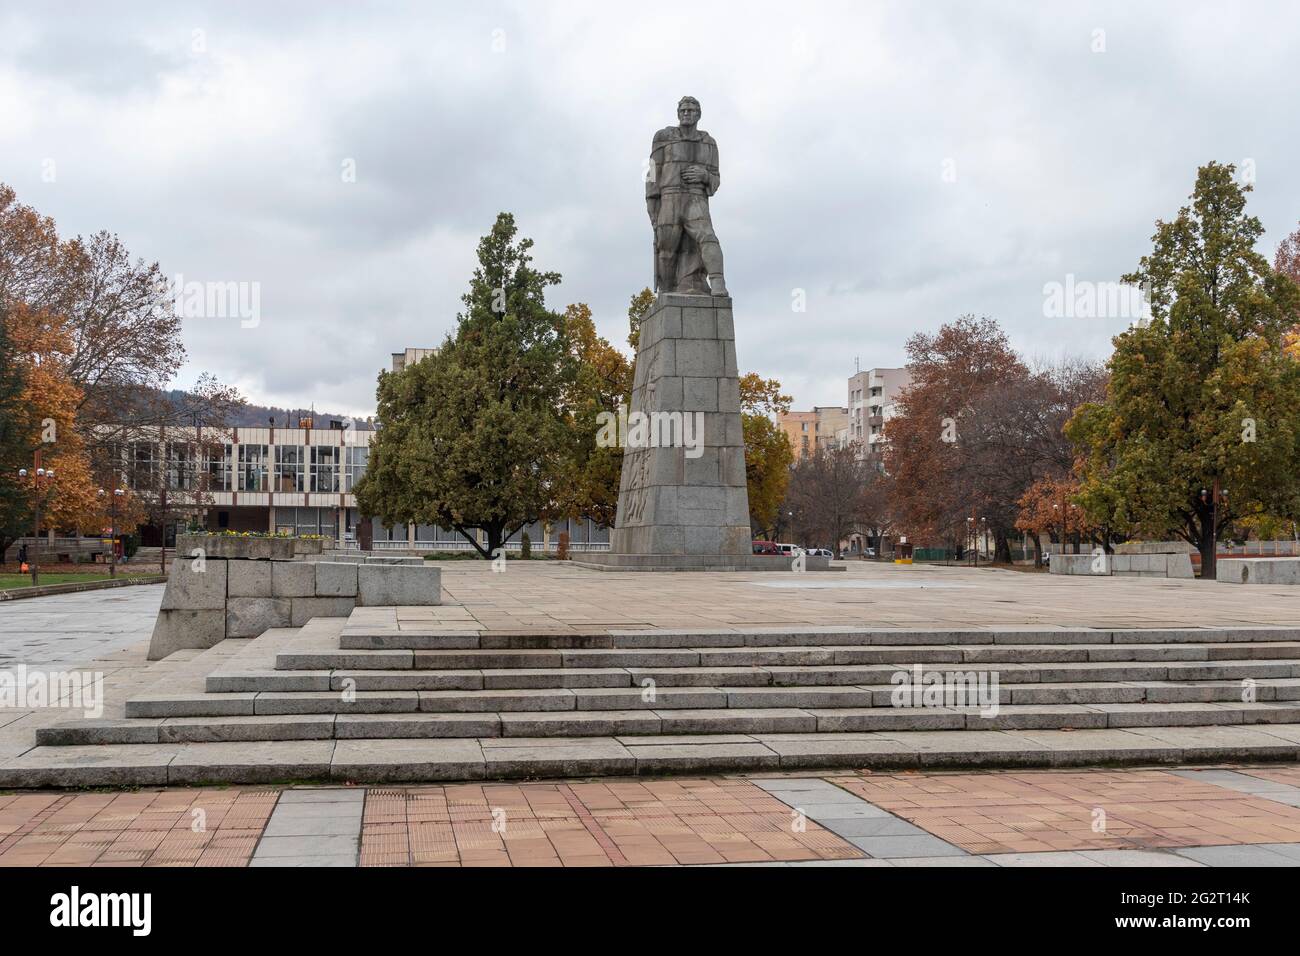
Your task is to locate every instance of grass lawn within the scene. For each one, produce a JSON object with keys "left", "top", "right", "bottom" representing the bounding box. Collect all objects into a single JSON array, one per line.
[{"left": 0, "top": 572, "right": 156, "bottom": 590}]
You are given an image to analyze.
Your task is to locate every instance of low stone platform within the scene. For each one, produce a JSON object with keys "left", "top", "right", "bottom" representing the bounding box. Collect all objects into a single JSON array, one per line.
[
  {"left": 571, "top": 552, "right": 838, "bottom": 571},
  {"left": 1052, "top": 541, "right": 1194, "bottom": 578},
  {"left": 149, "top": 556, "right": 442, "bottom": 660},
  {"left": 1219, "top": 557, "right": 1300, "bottom": 585}
]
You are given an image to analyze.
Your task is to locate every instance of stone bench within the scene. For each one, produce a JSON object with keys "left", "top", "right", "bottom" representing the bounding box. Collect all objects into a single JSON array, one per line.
[
  {"left": 148, "top": 557, "right": 442, "bottom": 659},
  {"left": 1217, "top": 557, "right": 1300, "bottom": 585}
]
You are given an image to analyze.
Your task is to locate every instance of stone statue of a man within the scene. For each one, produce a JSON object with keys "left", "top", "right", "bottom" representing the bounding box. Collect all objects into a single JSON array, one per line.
[{"left": 646, "top": 96, "right": 728, "bottom": 296}]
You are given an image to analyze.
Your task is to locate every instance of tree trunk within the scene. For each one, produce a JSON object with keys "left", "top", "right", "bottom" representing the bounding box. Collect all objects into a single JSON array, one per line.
[
  {"left": 486, "top": 525, "right": 505, "bottom": 560},
  {"left": 1198, "top": 519, "right": 1216, "bottom": 580}
]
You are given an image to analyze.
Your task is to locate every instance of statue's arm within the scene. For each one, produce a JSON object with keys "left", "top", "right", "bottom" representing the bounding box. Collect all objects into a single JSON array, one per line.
[
  {"left": 706, "top": 137, "right": 720, "bottom": 196},
  {"left": 646, "top": 134, "right": 664, "bottom": 219}
]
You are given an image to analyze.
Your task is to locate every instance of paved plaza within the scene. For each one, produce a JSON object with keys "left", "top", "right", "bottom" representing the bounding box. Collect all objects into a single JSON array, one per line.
[
  {"left": 5, "top": 768, "right": 1300, "bottom": 867},
  {"left": 2, "top": 563, "right": 1300, "bottom": 865},
  {"left": 426, "top": 559, "right": 1300, "bottom": 632}
]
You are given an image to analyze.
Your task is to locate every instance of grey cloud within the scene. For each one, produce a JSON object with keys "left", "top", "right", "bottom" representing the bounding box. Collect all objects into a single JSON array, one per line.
[{"left": 2, "top": 0, "right": 1298, "bottom": 414}]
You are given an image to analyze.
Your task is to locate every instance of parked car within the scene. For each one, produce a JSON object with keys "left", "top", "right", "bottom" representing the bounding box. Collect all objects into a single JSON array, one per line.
[
  {"left": 864, "top": 547, "right": 877, "bottom": 558},
  {"left": 752, "top": 540, "right": 779, "bottom": 555},
  {"left": 809, "top": 548, "right": 834, "bottom": 558},
  {"left": 775, "top": 543, "right": 799, "bottom": 556}
]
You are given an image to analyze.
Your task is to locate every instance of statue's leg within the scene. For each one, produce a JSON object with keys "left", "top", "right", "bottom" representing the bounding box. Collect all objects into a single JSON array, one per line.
[
  {"left": 655, "top": 196, "right": 684, "bottom": 294},
  {"left": 684, "top": 199, "right": 726, "bottom": 295}
]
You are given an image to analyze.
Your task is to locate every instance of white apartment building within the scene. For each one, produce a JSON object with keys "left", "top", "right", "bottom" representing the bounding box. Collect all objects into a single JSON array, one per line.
[{"left": 847, "top": 366, "right": 911, "bottom": 455}]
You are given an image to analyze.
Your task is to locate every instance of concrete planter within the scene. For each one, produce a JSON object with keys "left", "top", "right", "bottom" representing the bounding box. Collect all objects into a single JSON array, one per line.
[
  {"left": 177, "top": 534, "right": 295, "bottom": 561},
  {"left": 293, "top": 538, "right": 325, "bottom": 556}
]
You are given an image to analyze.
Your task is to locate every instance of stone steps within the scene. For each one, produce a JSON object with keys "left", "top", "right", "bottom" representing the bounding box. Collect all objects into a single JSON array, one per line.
[
  {"left": 330, "top": 641, "right": 1300, "bottom": 667},
  {"left": 336, "top": 626, "right": 1300, "bottom": 650},
  {"left": 125, "top": 677, "right": 1300, "bottom": 718},
  {"left": 37, "top": 701, "right": 1300, "bottom": 746},
  {"left": 9, "top": 723, "right": 1300, "bottom": 786},
  {"left": 209, "top": 658, "right": 1300, "bottom": 693},
  {"left": 277, "top": 643, "right": 1300, "bottom": 671},
  {"left": 17, "top": 611, "right": 1300, "bottom": 787}
]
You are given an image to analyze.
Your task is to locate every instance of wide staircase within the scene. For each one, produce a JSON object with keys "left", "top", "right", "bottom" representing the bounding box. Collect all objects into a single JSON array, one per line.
[{"left": 9, "top": 608, "right": 1300, "bottom": 786}]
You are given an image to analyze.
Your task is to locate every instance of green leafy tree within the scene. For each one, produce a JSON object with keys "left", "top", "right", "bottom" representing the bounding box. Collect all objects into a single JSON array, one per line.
[
  {"left": 355, "top": 213, "right": 580, "bottom": 558},
  {"left": 1069, "top": 162, "right": 1300, "bottom": 576}
]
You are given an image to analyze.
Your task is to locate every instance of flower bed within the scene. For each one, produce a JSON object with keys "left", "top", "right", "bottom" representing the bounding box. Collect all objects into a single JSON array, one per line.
[{"left": 177, "top": 533, "right": 296, "bottom": 561}]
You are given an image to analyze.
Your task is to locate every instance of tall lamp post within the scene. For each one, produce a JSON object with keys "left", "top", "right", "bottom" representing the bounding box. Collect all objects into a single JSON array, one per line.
[
  {"left": 17, "top": 459, "right": 55, "bottom": 587},
  {"left": 1200, "top": 483, "right": 1228, "bottom": 579},
  {"left": 98, "top": 487, "right": 125, "bottom": 578}
]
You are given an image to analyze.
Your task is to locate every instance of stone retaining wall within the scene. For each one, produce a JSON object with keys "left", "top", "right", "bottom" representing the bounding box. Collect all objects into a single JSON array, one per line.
[{"left": 148, "top": 556, "right": 441, "bottom": 659}]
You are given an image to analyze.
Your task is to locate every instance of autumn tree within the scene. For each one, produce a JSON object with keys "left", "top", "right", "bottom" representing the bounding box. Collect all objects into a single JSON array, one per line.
[
  {"left": 355, "top": 213, "right": 580, "bottom": 558},
  {"left": 1, "top": 184, "right": 186, "bottom": 439},
  {"left": 0, "top": 303, "right": 102, "bottom": 557},
  {"left": 0, "top": 304, "right": 29, "bottom": 558},
  {"left": 1014, "top": 474, "right": 1110, "bottom": 563},
  {"left": 739, "top": 373, "right": 794, "bottom": 538},
  {"left": 1069, "top": 163, "right": 1300, "bottom": 577},
  {"left": 1276, "top": 221, "right": 1300, "bottom": 357},
  {"left": 1, "top": 182, "right": 242, "bottom": 563},
  {"left": 884, "top": 317, "right": 1029, "bottom": 560},
  {"left": 625, "top": 287, "right": 656, "bottom": 354},
  {"left": 560, "top": 302, "right": 631, "bottom": 528},
  {"left": 786, "top": 443, "right": 877, "bottom": 554}
]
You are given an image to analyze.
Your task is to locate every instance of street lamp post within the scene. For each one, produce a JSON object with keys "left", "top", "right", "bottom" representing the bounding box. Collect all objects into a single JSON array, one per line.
[
  {"left": 99, "top": 487, "right": 125, "bottom": 578},
  {"left": 1200, "top": 483, "right": 1228, "bottom": 579},
  {"left": 1053, "top": 503, "right": 1062, "bottom": 561},
  {"left": 17, "top": 455, "right": 55, "bottom": 587}
]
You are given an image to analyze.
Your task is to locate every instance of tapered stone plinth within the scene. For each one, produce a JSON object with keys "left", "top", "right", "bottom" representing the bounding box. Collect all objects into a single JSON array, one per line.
[{"left": 579, "top": 293, "right": 808, "bottom": 571}]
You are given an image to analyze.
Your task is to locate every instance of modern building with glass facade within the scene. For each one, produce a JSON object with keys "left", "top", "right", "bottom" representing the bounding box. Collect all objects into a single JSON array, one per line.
[
  {"left": 113, "top": 420, "right": 610, "bottom": 552},
  {"left": 108, "top": 420, "right": 373, "bottom": 546}
]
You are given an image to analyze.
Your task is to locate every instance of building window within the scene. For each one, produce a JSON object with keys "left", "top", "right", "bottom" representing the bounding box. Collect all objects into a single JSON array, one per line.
[
  {"left": 238, "top": 444, "right": 269, "bottom": 491},
  {"left": 344, "top": 446, "right": 369, "bottom": 493},
  {"left": 207, "top": 444, "right": 232, "bottom": 491},
  {"left": 166, "top": 442, "right": 198, "bottom": 491},
  {"left": 311, "top": 446, "right": 340, "bottom": 493},
  {"left": 129, "top": 441, "right": 158, "bottom": 488},
  {"left": 275, "top": 445, "right": 306, "bottom": 492}
]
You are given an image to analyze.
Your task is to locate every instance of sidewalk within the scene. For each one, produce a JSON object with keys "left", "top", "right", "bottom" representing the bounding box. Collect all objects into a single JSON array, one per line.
[{"left": 5, "top": 765, "right": 1300, "bottom": 867}]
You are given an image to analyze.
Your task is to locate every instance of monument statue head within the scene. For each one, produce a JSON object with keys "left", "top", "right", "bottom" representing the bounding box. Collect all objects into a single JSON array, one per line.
[{"left": 677, "top": 96, "right": 701, "bottom": 128}]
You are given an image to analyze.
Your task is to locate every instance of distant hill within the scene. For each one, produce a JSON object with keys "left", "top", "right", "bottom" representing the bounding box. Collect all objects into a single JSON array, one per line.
[{"left": 161, "top": 390, "right": 375, "bottom": 430}]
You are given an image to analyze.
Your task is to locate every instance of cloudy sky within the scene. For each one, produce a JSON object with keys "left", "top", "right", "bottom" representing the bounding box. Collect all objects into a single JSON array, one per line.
[{"left": 3, "top": 1, "right": 1298, "bottom": 416}]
